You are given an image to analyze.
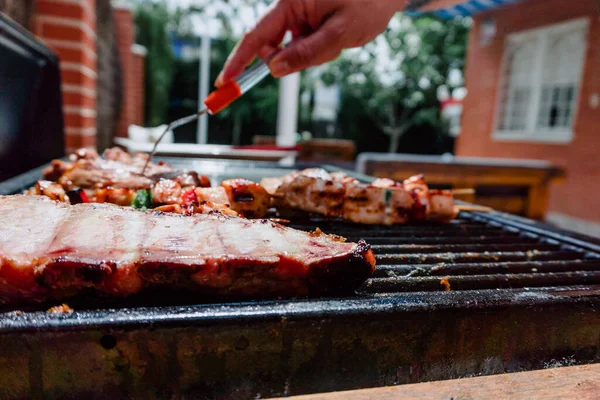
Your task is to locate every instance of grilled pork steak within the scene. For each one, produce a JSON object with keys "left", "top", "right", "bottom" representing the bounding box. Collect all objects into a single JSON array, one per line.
[{"left": 0, "top": 196, "right": 375, "bottom": 305}]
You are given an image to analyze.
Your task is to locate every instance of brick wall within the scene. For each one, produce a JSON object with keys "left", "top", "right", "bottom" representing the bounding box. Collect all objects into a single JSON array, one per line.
[
  {"left": 113, "top": 5, "right": 135, "bottom": 138},
  {"left": 34, "top": 0, "right": 98, "bottom": 151},
  {"left": 131, "top": 44, "right": 147, "bottom": 127},
  {"left": 455, "top": 0, "right": 600, "bottom": 223}
]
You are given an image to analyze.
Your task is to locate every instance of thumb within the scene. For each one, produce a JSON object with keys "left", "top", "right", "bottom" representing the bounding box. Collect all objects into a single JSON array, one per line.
[{"left": 268, "top": 17, "right": 345, "bottom": 77}]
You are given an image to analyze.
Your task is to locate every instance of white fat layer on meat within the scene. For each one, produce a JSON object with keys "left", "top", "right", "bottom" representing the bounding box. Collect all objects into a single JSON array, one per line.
[
  {"left": 264, "top": 226, "right": 304, "bottom": 258},
  {"left": 0, "top": 196, "right": 69, "bottom": 267},
  {"left": 0, "top": 196, "right": 356, "bottom": 269},
  {"left": 48, "top": 203, "right": 144, "bottom": 264},
  {"left": 143, "top": 212, "right": 212, "bottom": 263},
  {"left": 216, "top": 219, "right": 284, "bottom": 261}
]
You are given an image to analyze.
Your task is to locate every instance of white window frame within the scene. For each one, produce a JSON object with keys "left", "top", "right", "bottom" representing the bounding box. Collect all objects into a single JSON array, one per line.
[{"left": 492, "top": 18, "right": 589, "bottom": 144}]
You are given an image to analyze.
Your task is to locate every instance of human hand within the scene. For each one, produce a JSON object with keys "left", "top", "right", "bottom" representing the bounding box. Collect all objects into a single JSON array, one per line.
[{"left": 215, "top": 0, "right": 408, "bottom": 86}]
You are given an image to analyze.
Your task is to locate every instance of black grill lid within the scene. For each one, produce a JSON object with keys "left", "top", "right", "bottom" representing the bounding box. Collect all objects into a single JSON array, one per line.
[{"left": 0, "top": 13, "right": 65, "bottom": 182}]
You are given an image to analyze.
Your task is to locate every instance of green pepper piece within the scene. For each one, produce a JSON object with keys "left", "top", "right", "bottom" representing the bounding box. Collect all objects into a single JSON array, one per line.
[
  {"left": 132, "top": 189, "right": 152, "bottom": 210},
  {"left": 384, "top": 188, "right": 393, "bottom": 205}
]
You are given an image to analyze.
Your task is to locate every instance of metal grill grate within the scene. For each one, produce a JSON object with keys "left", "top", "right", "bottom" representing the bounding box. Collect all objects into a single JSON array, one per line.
[{"left": 289, "top": 213, "right": 600, "bottom": 294}]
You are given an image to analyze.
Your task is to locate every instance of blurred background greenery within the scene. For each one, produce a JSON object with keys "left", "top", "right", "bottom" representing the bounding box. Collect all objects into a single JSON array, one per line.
[{"left": 130, "top": 0, "right": 469, "bottom": 154}]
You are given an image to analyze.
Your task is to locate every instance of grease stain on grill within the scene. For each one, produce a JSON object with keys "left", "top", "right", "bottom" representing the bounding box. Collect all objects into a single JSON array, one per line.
[
  {"left": 100, "top": 334, "right": 117, "bottom": 350},
  {"left": 236, "top": 336, "right": 250, "bottom": 351}
]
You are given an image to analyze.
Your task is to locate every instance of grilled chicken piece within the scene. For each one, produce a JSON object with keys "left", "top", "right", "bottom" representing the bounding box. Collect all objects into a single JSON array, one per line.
[
  {"left": 70, "top": 147, "right": 101, "bottom": 161},
  {"left": 26, "top": 181, "right": 68, "bottom": 202},
  {"left": 221, "top": 179, "right": 270, "bottom": 218},
  {"left": 0, "top": 195, "right": 375, "bottom": 305},
  {"left": 153, "top": 202, "right": 239, "bottom": 217},
  {"left": 262, "top": 169, "right": 457, "bottom": 224}
]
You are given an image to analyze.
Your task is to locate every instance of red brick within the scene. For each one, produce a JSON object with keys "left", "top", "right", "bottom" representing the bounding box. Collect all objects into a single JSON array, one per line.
[
  {"left": 132, "top": 50, "right": 146, "bottom": 127},
  {"left": 60, "top": 69, "right": 96, "bottom": 90},
  {"left": 66, "top": 133, "right": 96, "bottom": 150},
  {"left": 456, "top": 0, "right": 600, "bottom": 223},
  {"left": 113, "top": 7, "right": 136, "bottom": 138},
  {"left": 52, "top": 45, "right": 96, "bottom": 68},
  {"left": 62, "top": 91, "right": 96, "bottom": 109},
  {"left": 65, "top": 113, "right": 96, "bottom": 130},
  {"left": 41, "top": 22, "right": 95, "bottom": 50},
  {"left": 35, "top": 0, "right": 98, "bottom": 152},
  {"left": 35, "top": 2, "right": 96, "bottom": 30}
]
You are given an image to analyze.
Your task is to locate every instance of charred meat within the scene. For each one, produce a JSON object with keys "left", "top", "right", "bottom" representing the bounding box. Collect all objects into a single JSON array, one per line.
[
  {"left": 42, "top": 147, "right": 210, "bottom": 191},
  {"left": 27, "top": 178, "right": 270, "bottom": 218},
  {"left": 0, "top": 195, "right": 375, "bottom": 304},
  {"left": 262, "top": 169, "right": 457, "bottom": 224},
  {"left": 32, "top": 147, "right": 270, "bottom": 218}
]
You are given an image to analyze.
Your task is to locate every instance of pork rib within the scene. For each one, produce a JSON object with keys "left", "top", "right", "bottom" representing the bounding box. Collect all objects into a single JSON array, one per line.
[{"left": 0, "top": 195, "right": 375, "bottom": 305}]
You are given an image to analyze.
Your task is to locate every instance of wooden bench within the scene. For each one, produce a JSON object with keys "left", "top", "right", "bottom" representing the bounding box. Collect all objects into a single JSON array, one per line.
[
  {"left": 297, "top": 139, "right": 355, "bottom": 162},
  {"left": 357, "top": 153, "right": 566, "bottom": 220}
]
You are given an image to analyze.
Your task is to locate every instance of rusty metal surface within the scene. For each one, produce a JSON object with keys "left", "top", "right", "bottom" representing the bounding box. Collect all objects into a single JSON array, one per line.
[
  {"left": 2, "top": 294, "right": 600, "bottom": 399},
  {"left": 1, "top": 159, "right": 600, "bottom": 399}
]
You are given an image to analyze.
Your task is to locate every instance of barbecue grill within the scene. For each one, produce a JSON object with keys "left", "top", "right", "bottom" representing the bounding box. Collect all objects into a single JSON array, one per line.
[{"left": 1, "top": 158, "right": 600, "bottom": 400}]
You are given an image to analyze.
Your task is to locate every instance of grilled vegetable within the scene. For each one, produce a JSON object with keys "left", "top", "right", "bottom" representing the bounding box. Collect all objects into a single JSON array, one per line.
[
  {"left": 66, "top": 188, "right": 89, "bottom": 205},
  {"left": 132, "top": 189, "right": 152, "bottom": 210}
]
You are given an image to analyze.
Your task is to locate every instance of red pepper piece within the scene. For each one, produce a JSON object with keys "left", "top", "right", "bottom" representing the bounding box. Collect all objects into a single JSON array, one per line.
[
  {"left": 182, "top": 188, "right": 197, "bottom": 206},
  {"left": 66, "top": 188, "right": 89, "bottom": 204}
]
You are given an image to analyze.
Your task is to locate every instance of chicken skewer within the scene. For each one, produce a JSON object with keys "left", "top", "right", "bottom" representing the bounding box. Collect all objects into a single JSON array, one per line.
[
  {"left": 33, "top": 148, "right": 480, "bottom": 223},
  {"left": 261, "top": 169, "right": 460, "bottom": 225}
]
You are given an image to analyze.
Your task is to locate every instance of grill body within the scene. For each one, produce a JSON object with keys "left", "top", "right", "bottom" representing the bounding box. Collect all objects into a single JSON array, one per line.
[{"left": 0, "top": 159, "right": 599, "bottom": 399}]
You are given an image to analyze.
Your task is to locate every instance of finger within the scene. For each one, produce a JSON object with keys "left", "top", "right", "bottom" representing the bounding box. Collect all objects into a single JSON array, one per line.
[
  {"left": 215, "top": 3, "right": 287, "bottom": 87},
  {"left": 268, "top": 16, "right": 345, "bottom": 77},
  {"left": 257, "top": 43, "right": 281, "bottom": 61},
  {"left": 258, "top": 31, "right": 309, "bottom": 62}
]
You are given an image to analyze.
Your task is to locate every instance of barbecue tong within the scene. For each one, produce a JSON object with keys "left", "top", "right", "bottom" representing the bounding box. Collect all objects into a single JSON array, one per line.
[{"left": 140, "top": 52, "right": 277, "bottom": 175}]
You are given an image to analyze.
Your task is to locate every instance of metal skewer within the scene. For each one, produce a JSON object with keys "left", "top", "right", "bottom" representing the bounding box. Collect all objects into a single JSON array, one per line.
[
  {"left": 140, "top": 108, "right": 208, "bottom": 175},
  {"left": 139, "top": 42, "right": 288, "bottom": 176}
]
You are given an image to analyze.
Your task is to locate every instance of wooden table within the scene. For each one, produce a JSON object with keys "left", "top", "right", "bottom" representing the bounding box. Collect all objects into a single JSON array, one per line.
[
  {"left": 356, "top": 153, "right": 566, "bottom": 220},
  {"left": 273, "top": 363, "right": 600, "bottom": 399}
]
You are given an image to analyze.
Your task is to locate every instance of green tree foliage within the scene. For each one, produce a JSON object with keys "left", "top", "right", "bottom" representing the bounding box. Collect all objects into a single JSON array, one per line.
[
  {"left": 167, "top": 35, "right": 279, "bottom": 145},
  {"left": 320, "top": 14, "right": 469, "bottom": 153},
  {"left": 132, "top": 0, "right": 468, "bottom": 153},
  {"left": 158, "top": 3, "right": 280, "bottom": 144},
  {"left": 134, "top": 1, "right": 175, "bottom": 127}
]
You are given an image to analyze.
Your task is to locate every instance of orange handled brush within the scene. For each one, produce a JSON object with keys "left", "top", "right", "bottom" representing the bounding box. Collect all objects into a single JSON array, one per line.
[{"left": 140, "top": 57, "right": 274, "bottom": 175}]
